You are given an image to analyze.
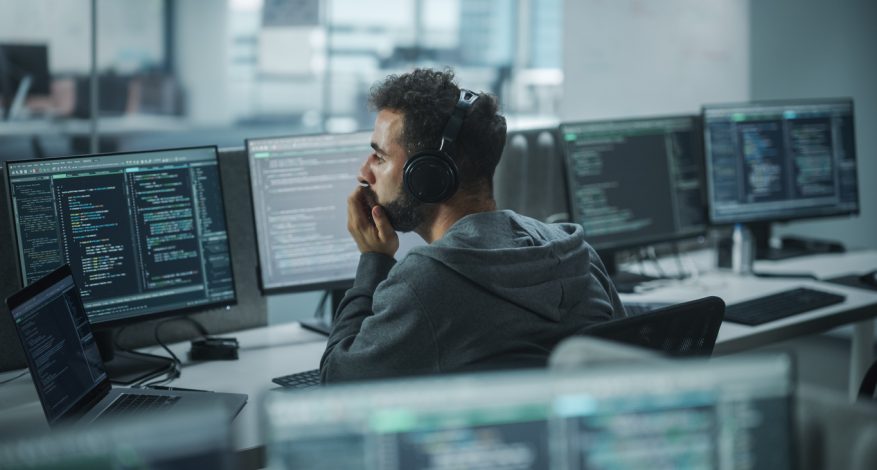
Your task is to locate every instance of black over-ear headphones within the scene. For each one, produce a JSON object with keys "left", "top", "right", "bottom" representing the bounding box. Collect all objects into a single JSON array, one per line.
[{"left": 403, "top": 89, "right": 479, "bottom": 203}]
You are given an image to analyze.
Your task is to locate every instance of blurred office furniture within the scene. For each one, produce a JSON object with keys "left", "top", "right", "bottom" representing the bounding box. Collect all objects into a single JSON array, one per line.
[{"left": 581, "top": 296, "right": 725, "bottom": 357}]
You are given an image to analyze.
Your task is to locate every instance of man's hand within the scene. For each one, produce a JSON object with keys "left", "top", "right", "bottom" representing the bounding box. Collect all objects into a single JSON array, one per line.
[{"left": 347, "top": 187, "right": 399, "bottom": 257}]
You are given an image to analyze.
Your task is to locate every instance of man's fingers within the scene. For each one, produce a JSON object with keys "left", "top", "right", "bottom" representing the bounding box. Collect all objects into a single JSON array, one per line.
[{"left": 372, "top": 205, "right": 392, "bottom": 241}]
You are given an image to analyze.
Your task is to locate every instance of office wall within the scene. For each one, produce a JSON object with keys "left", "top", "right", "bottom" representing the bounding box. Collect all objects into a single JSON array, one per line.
[
  {"left": 750, "top": 0, "right": 877, "bottom": 250},
  {"left": 561, "top": 0, "right": 749, "bottom": 121}
]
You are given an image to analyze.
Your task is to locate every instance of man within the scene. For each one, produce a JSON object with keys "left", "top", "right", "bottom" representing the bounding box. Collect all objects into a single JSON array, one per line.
[{"left": 320, "top": 68, "right": 624, "bottom": 383}]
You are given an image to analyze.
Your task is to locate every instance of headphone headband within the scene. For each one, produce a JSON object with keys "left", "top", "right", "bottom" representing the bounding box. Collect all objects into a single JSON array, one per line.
[{"left": 438, "top": 89, "right": 479, "bottom": 152}]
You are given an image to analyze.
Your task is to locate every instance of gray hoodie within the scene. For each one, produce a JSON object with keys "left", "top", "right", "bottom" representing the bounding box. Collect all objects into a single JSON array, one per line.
[{"left": 320, "top": 210, "right": 625, "bottom": 383}]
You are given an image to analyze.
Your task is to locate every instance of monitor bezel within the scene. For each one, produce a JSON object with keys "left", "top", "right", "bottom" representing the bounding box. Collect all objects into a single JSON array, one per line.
[
  {"left": 245, "top": 131, "right": 371, "bottom": 295},
  {"left": 559, "top": 114, "right": 709, "bottom": 252},
  {"left": 3, "top": 145, "right": 239, "bottom": 328},
  {"left": 701, "top": 97, "right": 860, "bottom": 226}
]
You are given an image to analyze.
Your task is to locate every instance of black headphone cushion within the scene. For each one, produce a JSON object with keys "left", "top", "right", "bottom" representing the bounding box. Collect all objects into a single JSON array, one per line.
[{"left": 403, "top": 151, "right": 460, "bottom": 203}]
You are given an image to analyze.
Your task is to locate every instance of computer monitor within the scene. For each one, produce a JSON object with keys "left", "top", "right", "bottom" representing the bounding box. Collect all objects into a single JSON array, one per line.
[
  {"left": 265, "top": 354, "right": 794, "bottom": 469},
  {"left": 560, "top": 116, "right": 708, "bottom": 280},
  {"left": 703, "top": 98, "right": 858, "bottom": 259},
  {"left": 246, "top": 132, "right": 423, "bottom": 294},
  {"left": 0, "top": 43, "right": 51, "bottom": 119},
  {"left": 5, "top": 147, "right": 236, "bottom": 379}
]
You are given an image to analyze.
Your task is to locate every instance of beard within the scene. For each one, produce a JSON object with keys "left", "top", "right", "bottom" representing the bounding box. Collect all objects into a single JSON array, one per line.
[{"left": 362, "top": 185, "right": 435, "bottom": 233}]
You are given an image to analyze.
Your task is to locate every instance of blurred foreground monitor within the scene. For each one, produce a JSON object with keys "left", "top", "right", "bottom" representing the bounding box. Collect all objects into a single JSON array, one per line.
[{"left": 264, "top": 354, "right": 794, "bottom": 469}]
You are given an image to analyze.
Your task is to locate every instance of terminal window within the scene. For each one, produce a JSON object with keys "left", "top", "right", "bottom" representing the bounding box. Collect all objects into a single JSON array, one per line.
[
  {"left": 6, "top": 147, "right": 235, "bottom": 325},
  {"left": 704, "top": 99, "right": 858, "bottom": 224},
  {"left": 561, "top": 116, "right": 707, "bottom": 250}
]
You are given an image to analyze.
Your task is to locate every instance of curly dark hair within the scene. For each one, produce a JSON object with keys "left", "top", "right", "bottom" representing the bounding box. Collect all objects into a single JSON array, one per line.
[{"left": 368, "top": 68, "right": 507, "bottom": 195}]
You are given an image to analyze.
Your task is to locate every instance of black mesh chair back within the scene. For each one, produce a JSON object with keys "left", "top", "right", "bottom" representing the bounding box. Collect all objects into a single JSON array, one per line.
[{"left": 580, "top": 296, "right": 725, "bottom": 357}]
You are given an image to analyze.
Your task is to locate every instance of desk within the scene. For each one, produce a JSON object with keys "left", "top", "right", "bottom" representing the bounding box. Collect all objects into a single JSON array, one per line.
[
  {"left": 622, "top": 249, "right": 877, "bottom": 399},
  {"left": 0, "top": 322, "right": 327, "bottom": 454}
]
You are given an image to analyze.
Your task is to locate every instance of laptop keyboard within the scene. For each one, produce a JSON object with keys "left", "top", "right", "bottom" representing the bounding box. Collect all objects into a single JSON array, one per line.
[
  {"left": 622, "top": 302, "right": 672, "bottom": 316},
  {"left": 273, "top": 369, "right": 321, "bottom": 389},
  {"left": 99, "top": 393, "right": 181, "bottom": 418},
  {"left": 725, "top": 287, "right": 846, "bottom": 326}
]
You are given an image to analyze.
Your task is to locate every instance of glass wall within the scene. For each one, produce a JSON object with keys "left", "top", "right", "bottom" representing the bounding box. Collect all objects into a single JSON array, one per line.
[{"left": 1, "top": 0, "right": 561, "bottom": 159}]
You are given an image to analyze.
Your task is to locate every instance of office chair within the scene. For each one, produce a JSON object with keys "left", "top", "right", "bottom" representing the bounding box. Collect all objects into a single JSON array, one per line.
[{"left": 579, "top": 296, "right": 725, "bottom": 357}]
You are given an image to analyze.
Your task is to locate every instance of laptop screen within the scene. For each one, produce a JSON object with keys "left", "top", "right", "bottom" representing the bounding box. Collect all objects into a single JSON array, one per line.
[{"left": 8, "top": 267, "right": 108, "bottom": 424}]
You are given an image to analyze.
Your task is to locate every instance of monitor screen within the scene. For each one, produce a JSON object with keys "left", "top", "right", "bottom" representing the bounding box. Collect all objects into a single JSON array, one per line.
[
  {"left": 703, "top": 98, "right": 859, "bottom": 224},
  {"left": 247, "top": 132, "right": 424, "bottom": 292},
  {"left": 4, "top": 147, "right": 236, "bottom": 326},
  {"left": 560, "top": 116, "right": 707, "bottom": 251},
  {"left": 265, "top": 354, "right": 794, "bottom": 469}
]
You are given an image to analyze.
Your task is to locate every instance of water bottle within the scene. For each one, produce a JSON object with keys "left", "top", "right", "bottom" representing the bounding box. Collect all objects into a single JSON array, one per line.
[{"left": 731, "top": 223, "right": 754, "bottom": 274}]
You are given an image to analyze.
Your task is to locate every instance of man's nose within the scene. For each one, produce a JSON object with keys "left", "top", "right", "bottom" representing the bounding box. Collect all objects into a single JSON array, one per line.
[{"left": 358, "top": 159, "right": 375, "bottom": 186}]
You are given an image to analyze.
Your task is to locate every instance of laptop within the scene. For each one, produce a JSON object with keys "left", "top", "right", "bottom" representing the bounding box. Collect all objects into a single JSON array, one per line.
[{"left": 5, "top": 264, "right": 248, "bottom": 427}]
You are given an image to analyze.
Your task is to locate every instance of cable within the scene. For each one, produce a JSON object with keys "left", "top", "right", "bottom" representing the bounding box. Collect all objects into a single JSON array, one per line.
[
  {"left": 0, "top": 370, "right": 29, "bottom": 386},
  {"left": 128, "top": 316, "right": 207, "bottom": 388}
]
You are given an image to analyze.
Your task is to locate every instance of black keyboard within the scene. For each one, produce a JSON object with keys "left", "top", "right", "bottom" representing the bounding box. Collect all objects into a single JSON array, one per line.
[
  {"left": 100, "top": 393, "right": 180, "bottom": 418},
  {"left": 623, "top": 302, "right": 672, "bottom": 316},
  {"left": 273, "top": 369, "right": 321, "bottom": 389},
  {"left": 725, "top": 287, "right": 846, "bottom": 326}
]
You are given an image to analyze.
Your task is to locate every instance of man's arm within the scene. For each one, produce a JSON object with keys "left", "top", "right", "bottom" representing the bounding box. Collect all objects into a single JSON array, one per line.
[{"left": 320, "top": 254, "right": 441, "bottom": 383}]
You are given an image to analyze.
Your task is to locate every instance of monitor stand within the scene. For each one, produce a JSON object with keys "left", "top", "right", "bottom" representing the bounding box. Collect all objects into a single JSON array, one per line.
[
  {"left": 299, "top": 289, "right": 346, "bottom": 337},
  {"left": 95, "top": 330, "right": 174, "bottom": 385},
  {"left": 749, "top": 223, "right": 845, "bottom": 261}
]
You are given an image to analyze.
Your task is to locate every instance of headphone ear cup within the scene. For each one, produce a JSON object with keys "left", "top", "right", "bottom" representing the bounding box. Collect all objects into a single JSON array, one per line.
[{"left": 403, "top": 151, "right": 460, "bottom": 203}]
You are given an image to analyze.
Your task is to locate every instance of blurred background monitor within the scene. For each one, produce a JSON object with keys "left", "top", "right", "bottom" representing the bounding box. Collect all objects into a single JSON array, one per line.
[
  {"left": 246, "top": 132, "right": 423, "bottom": 294},
  {"left": 0, "top": 404, "right": 235, "bottom": 469},
  {"left": 560, "top": 115, "right": 708, "bottom": 285},
  {"left": 4, "top": 147, "right": 236, "bottom": 381},
  {"left": 0, "top": 43, "right": 51, "bottom": 120},
  {"left": 264, "top": 354, "right": 794, "bottom": 469},
  {"left": 494, "top": 123, "right": 569, "bottom": 223},
  {"left": 703, "top": 98, "right": 858, "bottom": 259}
]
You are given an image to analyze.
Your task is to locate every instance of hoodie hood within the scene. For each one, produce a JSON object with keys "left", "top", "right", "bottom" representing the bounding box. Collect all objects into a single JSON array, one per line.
[{"left": 407, "top": 210, "right": 593, "bottom": 322}]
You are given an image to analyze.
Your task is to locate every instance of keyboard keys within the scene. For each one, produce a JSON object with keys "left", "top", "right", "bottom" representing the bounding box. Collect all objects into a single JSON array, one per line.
[
  {"left": 273, "top": 369, "right": 321, "bottom": 389},
  {"left": 725, "top": 287, "right": 845, "bottom": 326},
  {"left": 100, "top": 393, "right": 180, "bottom": 418}
]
